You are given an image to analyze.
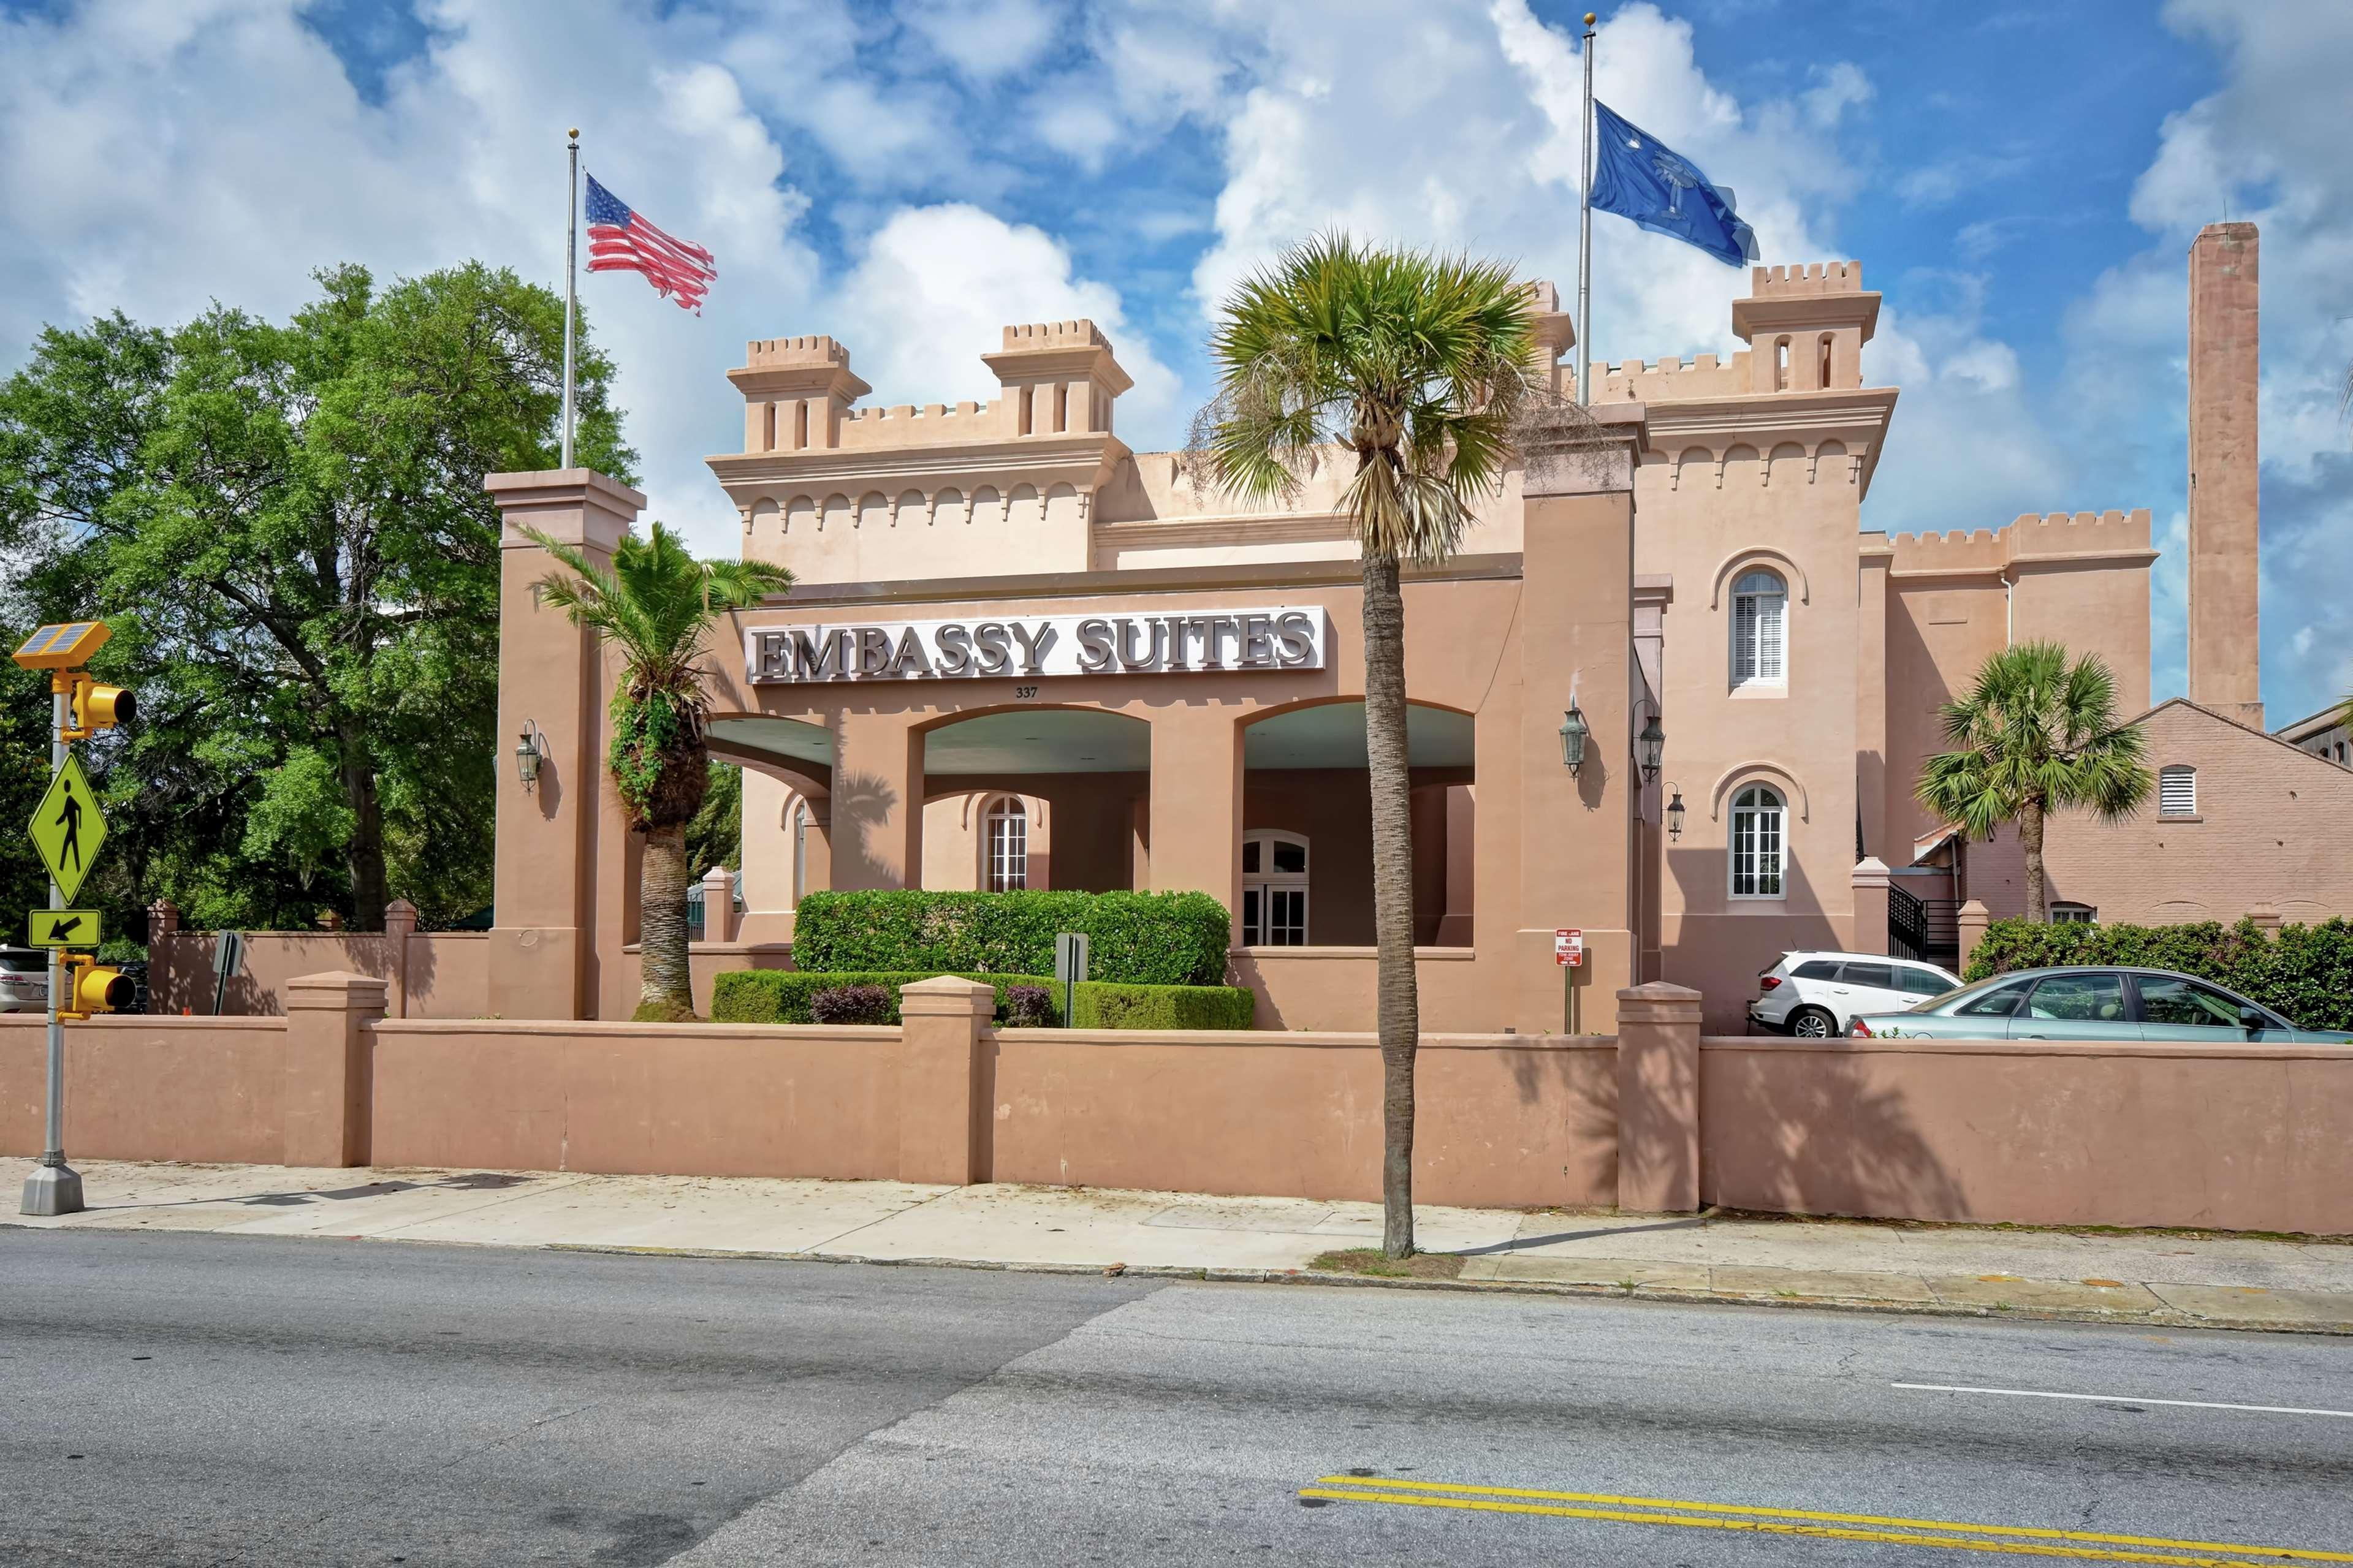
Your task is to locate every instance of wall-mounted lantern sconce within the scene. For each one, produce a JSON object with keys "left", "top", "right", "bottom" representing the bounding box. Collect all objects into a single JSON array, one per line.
[
  {"left": 1666, "top": 784, "right": 1686, "bottom": 841},
  {"left": 1636, "top": 713, "right": 1665, "bottom": 784},
  {"left": 515, "top": 721, "right": 547, "bottom": 793},
  {"left": 1559, "top": 703, "right": 1589, "bottom": 776}
]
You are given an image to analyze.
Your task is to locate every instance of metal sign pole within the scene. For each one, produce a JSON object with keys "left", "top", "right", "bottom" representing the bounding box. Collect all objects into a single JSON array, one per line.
[{"left": 24, "top": 684, "right": 82, "bottom": 1216}]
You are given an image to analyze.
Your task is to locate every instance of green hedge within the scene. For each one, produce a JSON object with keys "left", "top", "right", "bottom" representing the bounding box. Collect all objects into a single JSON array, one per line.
[
  {"left": 1965, "top": 917, "right": 2353, "bottom": 1031},
  {"left": 712, "top": 970, "right": 1055, "bottom": 1026},
  {"left": 789, "top": 890, "right": 1230, "bottom": 987},
  {"left": 711, "top": 968, "right": 1256, "bottom": 1031},
  {"left": 1070, "top": 982, "right": 1255, "bottom": 1031}
]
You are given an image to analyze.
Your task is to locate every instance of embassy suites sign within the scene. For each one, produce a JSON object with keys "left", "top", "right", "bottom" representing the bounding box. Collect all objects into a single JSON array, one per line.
[{"left": 746, "top": 607, "right": 1329, "bottom": 684}]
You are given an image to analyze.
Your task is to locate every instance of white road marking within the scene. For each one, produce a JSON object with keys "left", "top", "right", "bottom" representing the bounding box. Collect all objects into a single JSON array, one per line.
[{"left": 1894, "top": 1382, "right": 2353, "bottom": 1419}]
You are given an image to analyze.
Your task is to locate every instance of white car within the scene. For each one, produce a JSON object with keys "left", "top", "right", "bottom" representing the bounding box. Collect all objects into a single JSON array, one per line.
[
  {"left": 0, "top": 947, "right": 49, "bottom": 1013},
  {"left": 1749, "top": 952, "right": 1961, "bottom": 1038}
]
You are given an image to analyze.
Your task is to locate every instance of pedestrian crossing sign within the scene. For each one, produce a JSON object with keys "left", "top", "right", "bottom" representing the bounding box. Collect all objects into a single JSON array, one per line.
[{"left": 30, "top": 753, "right": 105, "bottom": 903}]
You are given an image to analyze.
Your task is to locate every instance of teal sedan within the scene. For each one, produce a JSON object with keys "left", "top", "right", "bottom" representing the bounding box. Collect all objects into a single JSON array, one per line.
[{"left": 1847, "top": 966, "right": 2353, "bottom": 1043}]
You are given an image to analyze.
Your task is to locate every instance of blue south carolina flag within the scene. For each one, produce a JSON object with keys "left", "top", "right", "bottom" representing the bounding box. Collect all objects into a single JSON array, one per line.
[{"left": 1589, "top": 100, "right": 1759, "bottom": 267}]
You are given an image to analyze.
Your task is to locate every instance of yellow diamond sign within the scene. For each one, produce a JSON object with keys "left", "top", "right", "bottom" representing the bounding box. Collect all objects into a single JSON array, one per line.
[{"left": 30, "top": 754, "right": 105, "bottom": 903}]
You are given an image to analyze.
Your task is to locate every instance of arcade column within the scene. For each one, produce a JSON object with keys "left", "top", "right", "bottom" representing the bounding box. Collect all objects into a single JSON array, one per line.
[{"left": 484, "top": 468, "right": 645, "bottom": 1019}]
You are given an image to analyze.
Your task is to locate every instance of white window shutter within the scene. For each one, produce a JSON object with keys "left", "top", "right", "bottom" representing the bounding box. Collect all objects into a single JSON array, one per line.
[
  {"left": 2159, "top": 767, "right": 2196, "bottom": 816},
  {"left": 1734, "top": 596, "right": 1758, "bottom": 682},
  {"left": 1758, "top": 594, "right": 1784, "bottom": 680}
]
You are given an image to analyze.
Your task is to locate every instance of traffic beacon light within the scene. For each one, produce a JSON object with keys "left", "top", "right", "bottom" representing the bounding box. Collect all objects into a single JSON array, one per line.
[
  {"left": 64, "top": 673, "right": 134, "bottom": 741},
  {"left": 57, "top": 953, "right": 134, "bottom": 1021},
  {"left": 10, "top": 622, "right": 131, "bottom": 744}
]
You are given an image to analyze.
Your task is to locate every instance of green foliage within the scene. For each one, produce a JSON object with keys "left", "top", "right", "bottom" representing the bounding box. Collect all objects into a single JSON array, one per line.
[
  {"left": 1069, "top": 981, "right": 1256, "bottom": 1031},
  {"left": 96, "top": 937, "right": 146, "bottom": 964},
  {"left": 1195, "top": 232, "right": 1581, "bottom": 566},
  {"left": 685, "top": 761, "right": 742, "bottom": 878},
  {"left": 1965, "top": 917, "right": 2353, "bottom": 1031},
  {"left": 1917, "top": 642, "right": 2151, "bottom": 862},
  {"left": 0, "top": 261, "right": 633, "bottom": 932},
  {"left": 790, "top": 889, "right": 1231, "bottom": 987},
  {"left": 709, "top": 968, "right": 1256, "bottom": 1031},
  {"left": 527, "top": 520, "right": 789, "bottom": 832},
  {"left": 711, "top": 969, "right": 1059, "bottom": 1026}
]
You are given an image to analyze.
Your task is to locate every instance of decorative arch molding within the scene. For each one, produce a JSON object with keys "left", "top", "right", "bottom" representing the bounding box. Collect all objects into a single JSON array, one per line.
[
  {"left": 1707, "top": 547, "right": 1811, "bottom": 610},
  {"left": 1708, "top": 761, "right": 1809, "bottom": 823}
]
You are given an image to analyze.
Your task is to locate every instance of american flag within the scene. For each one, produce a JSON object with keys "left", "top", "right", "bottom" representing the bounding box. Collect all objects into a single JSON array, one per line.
[{"left": 585, "top": 173, "right": 717, "bottom": 313}]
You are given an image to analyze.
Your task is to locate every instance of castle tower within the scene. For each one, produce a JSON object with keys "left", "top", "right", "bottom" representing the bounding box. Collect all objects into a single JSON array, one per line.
[
  {"left": 1728, "top": 262, "right": 1879, "bottom": 393},
  {"left": 2186, "top": 222, "right": 2262, "bottom": 729}
]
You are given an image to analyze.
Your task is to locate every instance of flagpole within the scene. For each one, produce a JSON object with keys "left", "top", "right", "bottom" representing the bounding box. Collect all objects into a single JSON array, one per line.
[
  {"left": 562, "top": 127, "right": 579, "bottom": 469},
  {"left": 1576, "top": 11, "right": 1596, "bottom": 406}
]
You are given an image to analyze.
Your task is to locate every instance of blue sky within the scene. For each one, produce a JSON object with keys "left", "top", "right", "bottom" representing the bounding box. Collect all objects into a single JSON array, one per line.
[{"left": 2, "top": 0, "right": 2347, "bottom": 724}]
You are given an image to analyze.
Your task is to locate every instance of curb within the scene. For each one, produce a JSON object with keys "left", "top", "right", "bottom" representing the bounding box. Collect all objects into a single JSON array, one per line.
[{"left": 539, "top": 1243, "right": 2353, "bottom": 1338}]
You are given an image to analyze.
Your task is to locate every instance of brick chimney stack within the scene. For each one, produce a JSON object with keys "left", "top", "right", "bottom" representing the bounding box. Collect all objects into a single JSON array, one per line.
[{"left": 2186, "top": 222, "right": 2262, "bottom": 730}]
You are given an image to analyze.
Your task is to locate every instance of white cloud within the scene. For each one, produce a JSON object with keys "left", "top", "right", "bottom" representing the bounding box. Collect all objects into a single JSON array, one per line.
[
  {"left": 900, "top": 0, "right": 1066, "bottom": 83},
  {"left": 0, "top": 0, "right": 1178, "bottom": 558},
  {"left": 829, "top": 202, "right": 1180, "bottom": 434}
]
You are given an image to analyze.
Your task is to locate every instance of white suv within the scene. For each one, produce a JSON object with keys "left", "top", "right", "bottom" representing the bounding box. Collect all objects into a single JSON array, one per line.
[
  {"left": 1749, "top": 952, "right": 1960, "bottom": 1038},
  {"left": 0, "top": 947, "right": 49, "bottom": 1013}
]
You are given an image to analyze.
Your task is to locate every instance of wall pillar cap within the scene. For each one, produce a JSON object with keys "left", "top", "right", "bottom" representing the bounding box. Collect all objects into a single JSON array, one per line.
[
  {"left": 1958, "top": 898, "right": 1992, "bottom": 917},
  {"left": 284, "top": 972, "right": 390, "bottom": 1009},
  {"left": 1616, "top": 980, "right": 1703, "bottom": 1022},
  {"left": 383, "top": 898, "right": 419, "bottom": 928},
  {"left": 482, "top": 467, "right": 648, "bottom": 509},
  {"left": 1851, "top": 857, "right": 1893, "bottom": 888},
  {"left": 899, "top": 974, "right": 997, "bottom": 1019}
]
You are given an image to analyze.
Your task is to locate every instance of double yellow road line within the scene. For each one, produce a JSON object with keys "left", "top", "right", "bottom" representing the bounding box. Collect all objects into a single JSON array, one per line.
[{"left": 1298, "top": 1475, "right": 2352, "bottom": 1565}]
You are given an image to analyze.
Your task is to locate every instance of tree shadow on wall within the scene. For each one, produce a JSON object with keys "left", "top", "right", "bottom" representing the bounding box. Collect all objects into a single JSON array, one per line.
[
  {"left": 1696, "top": 1042, "right": 1969, "bottom": 1222},
  {"left": 826, "top": 771, "right": 903, "bottom": 890}
]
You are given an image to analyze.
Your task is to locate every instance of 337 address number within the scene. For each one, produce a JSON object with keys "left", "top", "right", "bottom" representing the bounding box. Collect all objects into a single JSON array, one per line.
[{"left": 1014, "top": 685, "right": 1040, "bottom": 699}]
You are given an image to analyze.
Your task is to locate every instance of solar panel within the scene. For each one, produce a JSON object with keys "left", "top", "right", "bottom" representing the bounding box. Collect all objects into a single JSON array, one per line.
[{"left": 11, "top": 621, "right": 109, "bottom": 669}]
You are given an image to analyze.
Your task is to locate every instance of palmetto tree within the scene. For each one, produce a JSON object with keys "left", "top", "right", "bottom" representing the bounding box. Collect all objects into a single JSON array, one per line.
[
  {"left": 527, "top": 521, "right": 791, "bottom": 1020},
  {"left": 1198, "top": 233, "right": 1583, "bottom": 1259},
  {"left": 1917, "top": 641, "right": 2151, "bottom": 923}
]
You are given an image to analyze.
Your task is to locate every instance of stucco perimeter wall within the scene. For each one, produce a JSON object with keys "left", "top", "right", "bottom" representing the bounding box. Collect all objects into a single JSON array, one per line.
[
  {"left": 1700, "top": 1035, "right": 2353, "bottom": 1234},
  {"left": 369, "top": 1020, "right": 903, "bottom": 1179},
  {"left": 0, "top": 1015, "right": 288, "bottom": 1165},
  {"left": 152, "top": 932, "right": 490, "bottom": 1020},
  {"left": 990, "top": 1031, "right": 1616, "bottom": 1208}
]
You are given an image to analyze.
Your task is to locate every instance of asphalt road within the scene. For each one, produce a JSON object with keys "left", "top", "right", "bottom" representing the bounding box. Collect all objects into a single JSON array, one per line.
[{"left": 4, "top": 1230, "right": 2351, "bottom": 1567}]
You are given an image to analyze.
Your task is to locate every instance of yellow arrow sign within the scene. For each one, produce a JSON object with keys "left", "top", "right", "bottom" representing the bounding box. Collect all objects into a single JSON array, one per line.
[
  {"left": 28, "top": 909, "right": 102, "bottom": 947},
  {"left": 30, "top": 754, "right": 106, "bottom": 904}
]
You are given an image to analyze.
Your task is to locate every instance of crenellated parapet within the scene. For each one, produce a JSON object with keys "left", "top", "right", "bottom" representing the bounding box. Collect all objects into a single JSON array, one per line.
[
  {"left": 707, "top": 316, "right": 1142, "bottom": 582},
  {"left": 1747, "top": 260, "right": 1865, "bottom": 297},
  {"left": 1887, "top": 510, "right": 2156, "bottom": 577}
]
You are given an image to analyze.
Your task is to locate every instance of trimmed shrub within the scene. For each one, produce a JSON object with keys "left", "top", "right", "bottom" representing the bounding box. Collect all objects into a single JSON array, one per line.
[
  {"left": 711, "top": 969, "right": 1256, "bottom": 1031},
  {"left": 1070, "top": 980, "right": 1255, "bottom": 1031},
  {"left": 810, "top": 984, "right": 892, "bottom": 1025},
  {"left": 712, "top": 969, "right": 1056, "bottom": 1026},
  {"left": 1965, "top": 916, "right": 2353, "bottom": 1031},
  {"left": 790, "top": 890, "right": 1230, "bottom": 987},
  {"left": 1003, "top": 985, "right": 1056, "bottom": 1029}
]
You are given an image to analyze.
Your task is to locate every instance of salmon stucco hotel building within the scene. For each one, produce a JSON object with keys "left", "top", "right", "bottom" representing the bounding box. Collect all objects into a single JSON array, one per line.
[{"left": 481, "top": 221, "right": 2351, "bottom": 1033}]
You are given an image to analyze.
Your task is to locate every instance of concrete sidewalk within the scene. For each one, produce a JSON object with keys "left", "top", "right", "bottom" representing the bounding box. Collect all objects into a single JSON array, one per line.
[{"left": 7, "top": 1157, "right": 2349, "bottom": 1333}]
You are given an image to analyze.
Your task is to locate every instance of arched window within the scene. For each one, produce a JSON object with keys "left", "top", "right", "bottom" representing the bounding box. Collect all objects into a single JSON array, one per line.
[
  {"left": 1731, "top": 569, "right": 1787, "bottom": 687},
  {"left": 1729, "top": 785, "right": 1785, "bottom": 899},
  {"left": 2157, "top": 765, "right": 2197, "bottom": 818},
  {"left": 1817, "top": 333, "right": 1834, "bottom": 388},
  {"left": 986, "top": 797, "right": 1028, "bottom": 890},
  {"left": 1242, "top": 830, "right": 1310, "bottom": 946},
  {"left": 1774, "top": 336, "right": 1790, "bottom": 391}
]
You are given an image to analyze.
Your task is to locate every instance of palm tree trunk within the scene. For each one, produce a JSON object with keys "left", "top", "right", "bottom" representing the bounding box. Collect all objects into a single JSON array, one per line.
[
  {"left": 2020, "top": 797, "right": 2047, "bottom": 924},
  {"left": 1361, "top": 551, "right": 1421, "bottom": 1260},
  {"left": 638, "top": 823, "right": 696, "bottom": 1020}
]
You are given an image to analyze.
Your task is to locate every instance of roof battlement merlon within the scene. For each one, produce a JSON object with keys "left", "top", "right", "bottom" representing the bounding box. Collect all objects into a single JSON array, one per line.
[{"left": 1749, "top": 260, "right": 1865, "bottom": 296}]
